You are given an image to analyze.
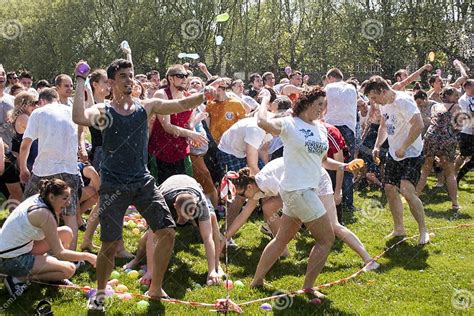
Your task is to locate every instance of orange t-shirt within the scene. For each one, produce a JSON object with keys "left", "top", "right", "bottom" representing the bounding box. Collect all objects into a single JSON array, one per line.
[{"left": 205, "top": 97, "right": 246, "bottom": 143}]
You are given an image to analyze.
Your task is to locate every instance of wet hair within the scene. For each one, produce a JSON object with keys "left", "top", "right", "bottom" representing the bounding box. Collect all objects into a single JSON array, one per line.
[
  {"left": 363, "top": 76, "right": 390, "bottom": 95},
  {"left": 440, "top": 87, "right": 458, "bottom": 102},
  {"left": 38, "top": 88, "right": 59, "bottom": 103},
  {"left": 146, "top": 70, "right": 159, "bottom": 80},
  {"left": 106, "top": 59, "right": 133, "bottom": 80},
  {"left": 36, "top": 80, "right": 50, "bottom": 90},
  {"left": 249, "top": 73, "right": 261, "bottom": 84},
  {"left": 292, "top": 86, "right": 326, "bottom": 117},
  {"left": 394, "top": 69, "right": 407, "bottom": 82},
  {"left": 274, "top": 96, "right": 292, "bottom": 112},
  {"left": 234, "top": 167, "right": 256, "bottom": 190},
  {"left": 326, "top": 68, "right": 343, "bottom": 80},
  {"left": 428, "top": 74, "right": 441, "bottom": 87},
  {"left": 10, "top": 91, "right": 37, "bottom": 122},
  {"left": 413, "top": 89, "right": 428, "bottom": 101},
  {"left": 289, "top": 71, "right": 302, "bottom": 79},
  {"left": 262, "top": 72, "right": 274, "bottom": 84},
  {"left": 39, "top": 178, "right": 69, "bottom": 219},
  {"left": 9, "top": 83, "right": 25, "bottom": 96},
  {"left": 463, "top": 79, "right": 473, "bottom": 89},
  {"left": 89, "top": 69, "right": 107, "bottom": 94},
  {"left": 19, "top": 71, "right": 32, "bottom": 80}
]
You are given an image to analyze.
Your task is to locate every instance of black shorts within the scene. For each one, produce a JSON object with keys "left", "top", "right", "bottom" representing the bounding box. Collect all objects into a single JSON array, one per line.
[
  {"left": 98, "top": 176, "right": 175, "bottom": 242},
  {"left": 0, "top": 159, "right": 20, "bottom": 184},
  {"left": 384, "top": 154, "right": 424, "bottom": 187},
  {"left": 458, "top": 133, "right": 474, "bottom": 157}
]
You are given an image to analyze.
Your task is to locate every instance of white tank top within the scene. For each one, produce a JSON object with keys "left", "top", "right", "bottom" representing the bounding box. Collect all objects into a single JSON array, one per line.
[{"left": 0, "top": 195, "right": 47, "bottom": 258}]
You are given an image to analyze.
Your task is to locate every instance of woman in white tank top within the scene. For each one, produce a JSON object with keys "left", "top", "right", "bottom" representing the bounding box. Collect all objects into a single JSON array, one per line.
[{"left": 0, "top": 179, "right": 96, "bottom": 296}]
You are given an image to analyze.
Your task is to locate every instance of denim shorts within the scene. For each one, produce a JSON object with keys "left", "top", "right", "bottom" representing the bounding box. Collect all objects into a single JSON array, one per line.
[{"left": 0, "top": 253, "right": 35, "bottom": 277}]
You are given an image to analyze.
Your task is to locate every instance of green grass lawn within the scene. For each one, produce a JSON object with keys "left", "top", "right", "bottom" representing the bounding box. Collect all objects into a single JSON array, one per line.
[{"left": 1, "top": 174, "right": 473, "bottom": 315}]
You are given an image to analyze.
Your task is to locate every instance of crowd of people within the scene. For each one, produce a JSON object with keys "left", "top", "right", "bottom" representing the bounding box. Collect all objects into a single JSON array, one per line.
[{"left": 0, "top": 45, "right": 471, "bottom": 311}]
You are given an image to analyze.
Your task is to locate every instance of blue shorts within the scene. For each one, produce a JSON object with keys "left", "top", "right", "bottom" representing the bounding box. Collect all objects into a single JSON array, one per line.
[{"left": 0, "top": 253, "right": 35, "bottom": 277}]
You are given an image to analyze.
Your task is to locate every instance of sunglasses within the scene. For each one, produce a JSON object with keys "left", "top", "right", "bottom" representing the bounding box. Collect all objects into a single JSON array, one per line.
[
  {"left": 190, "top": 81, "right": 201, "bottom": 85},
  {"left": 172, "top": 73, "right": 189, "bottom": 79}
]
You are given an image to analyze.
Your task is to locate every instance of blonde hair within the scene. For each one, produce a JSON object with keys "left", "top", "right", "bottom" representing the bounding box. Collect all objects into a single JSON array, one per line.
[{"left": 9, "top": 91, "right": 37, "bottom": 122}]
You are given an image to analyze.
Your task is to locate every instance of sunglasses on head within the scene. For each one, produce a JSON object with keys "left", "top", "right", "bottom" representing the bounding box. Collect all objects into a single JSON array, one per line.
[{"left": 172, "top": 73, "right": 189, "bottom": 79}]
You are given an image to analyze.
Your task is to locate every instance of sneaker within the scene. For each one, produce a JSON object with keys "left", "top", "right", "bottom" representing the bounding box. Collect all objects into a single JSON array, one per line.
[
  {"left": 3, "top": 276, "right": 26, "bottom": 296},
  {"left": 87, "top": 296, "right": 105, "bottom": 312},
  {"left": 226, "top": 238, "right": 238, "bottom": 248},
  {"left": 74, "top": 261, "right": 86, "bottom": 272},
  {"left": 362, "top": 261, "right": 380, "bottom": 272},
  {"left": 260, "top": 223, "right": 273, "bottom": 238},
  {"left": 49, "top": 279, "right": 75, "bottom": 286}
]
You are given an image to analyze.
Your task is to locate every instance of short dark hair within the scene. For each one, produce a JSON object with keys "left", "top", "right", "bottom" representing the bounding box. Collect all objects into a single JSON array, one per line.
[
  {"left": 89, "top": 69, "right": 107, "bottom": 93},
  {"left": 262, "top": 72, "right": 274, "bottom": 84},
  {"left": 19, "top": 71, "right": 32, "bottom": 80},
  {"left": 293, "top": 86, "right": 326, "bottom": 117},
  {"left": 274, "top": 96, "right": 292, "bottom": 112},
  {"left": 363, "top": 76, "right": 390, "bottom": 95},
  {"left": 428, "top": 74, "right": 441, "bottom": 86},
  {"left": 146, "top": 70, "right": 159, "bottom": 80},
  {"left": 413, "top": 89, "right": 428, "bottom": 100},
  {"left": 249, "top": 73, "right": 261, "bottom": 84},
  {"left": 107, "top": 59, "right": 133, "bottom": 80},
  {"left": 394, "top": 69, "right": 407, "bottom": 82},
  {"left": 54, "top": 74, "right": 71, "bottom": 87},
  {"left": 326, "top": 68, "right": 343, "bottom": 80},
  {"left": 289, "top": 71, "right": 302, "bottom": 79},
  {"left": 39, "top": 88, "right": 59, "bottom": 103},
  {"left": 36, "top": 80, "right": 50, "bottom": 90},
  {"left": 463, "top": 79, "right": 473, "bottom": 89}
]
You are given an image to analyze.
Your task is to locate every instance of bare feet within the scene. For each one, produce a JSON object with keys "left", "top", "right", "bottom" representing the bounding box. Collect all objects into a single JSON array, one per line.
[
  {"left": 145, "top": 289, "right": 170, "bottom": 300},
  {"left": 139, "top": 272, "right": 152, "bottom": 286},
  {"left": 250, "top": 279, "right": 264, "bottom": 288},
  {"left": 385, "top": 230, "right": 407, "bottom": 239},
  {"left": 115, "top": 249, "right": 135, "bottom": 259},
  {"left": 418, "top": 231, "right": 430, "bottom": 245}
]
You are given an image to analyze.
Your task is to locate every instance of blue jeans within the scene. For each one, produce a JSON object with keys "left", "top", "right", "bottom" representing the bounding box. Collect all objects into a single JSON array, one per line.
[{"left": 335, "top": 125, "right": 355, "bottom": 210}]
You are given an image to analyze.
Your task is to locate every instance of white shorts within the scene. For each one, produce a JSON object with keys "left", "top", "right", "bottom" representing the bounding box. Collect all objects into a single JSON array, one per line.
[
  {"left": 317, "top": 169, "right": 334, "bottom": 196},
  {"left": 281, "top": 188, "right": 326, "bottom": 223}
]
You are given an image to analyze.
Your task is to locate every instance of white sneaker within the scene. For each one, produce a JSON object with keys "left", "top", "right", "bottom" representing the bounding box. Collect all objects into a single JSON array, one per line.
[
  {"left": 362, "top": 261, "right": 380, "bottom": 272},
  {"left": 87, "top": 296, "right": 105, "bottom": 312}
]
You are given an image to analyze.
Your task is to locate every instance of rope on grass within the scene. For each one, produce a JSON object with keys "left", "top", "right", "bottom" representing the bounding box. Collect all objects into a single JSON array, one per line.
[{"left": 5, "top": 223, "right": 472, "bottom": 313}]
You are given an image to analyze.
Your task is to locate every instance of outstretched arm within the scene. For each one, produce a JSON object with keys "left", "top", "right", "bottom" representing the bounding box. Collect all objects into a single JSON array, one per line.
[
  {"left": 72, "top": 62, "right": 102, "bottom": 126},
  {"left": 143, "top": 87, "right": 216, "bottom": 116},
  {"left": 392, "top": 64, "right": 432, "bottom": 91}
]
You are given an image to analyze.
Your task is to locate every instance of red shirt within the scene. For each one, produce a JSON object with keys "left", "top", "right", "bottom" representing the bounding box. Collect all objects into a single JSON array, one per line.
[
  {"left": 323, "top": 122, "right": 348, "bottom": 161},
  {"left": 148, "top": 88, "right": 193, "bottom": 163}
]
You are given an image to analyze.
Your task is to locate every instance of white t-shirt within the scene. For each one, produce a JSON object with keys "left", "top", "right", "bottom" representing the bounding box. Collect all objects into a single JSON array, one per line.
[
  {"left": 380, "top": 91, "right": 423, "bottom": 161},
  {"left": 254, "top": 158, "right": 285, "bottom": 199},
  {"left": 23, "top": 103, "right": 79, "bottom": 176},
  {"left": 278, "top": 117, "right": 328, "bottom": 191},
  {"left": 254, "top": 157, "right": 334, "bottom": 199},
  {"left": 324, "top": 81, "right": 358, "bottom": 133},
  {"left": 218, "top": 117, "right": 271, "bottom": 158},
  {"left": 0, "top": 93, "right": 15, "bottom": 150},
  {"left": 458, "top": 93, "right": 474, "bottom": 135}
]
